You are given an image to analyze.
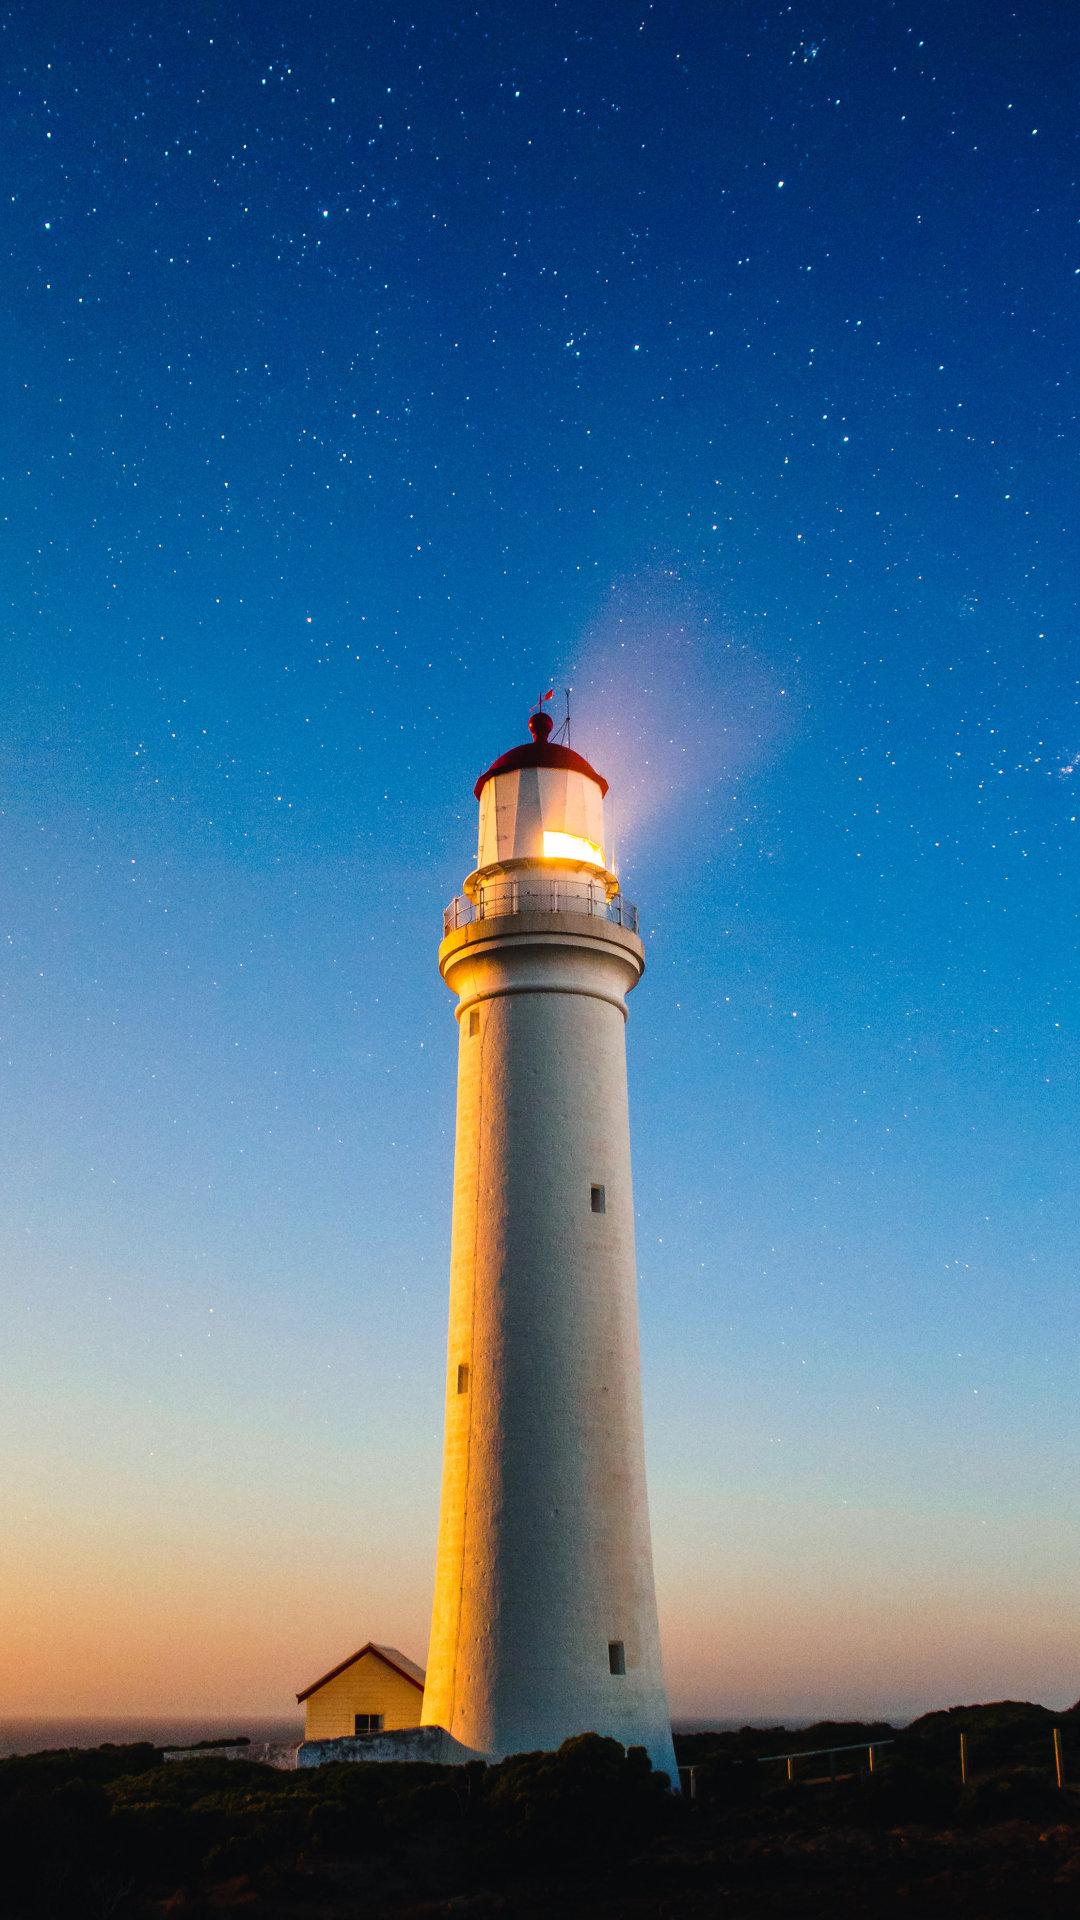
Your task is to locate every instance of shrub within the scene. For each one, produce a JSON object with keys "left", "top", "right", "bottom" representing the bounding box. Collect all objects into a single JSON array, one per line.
[
  {"left": 480, "top": 1733, "right": 671, "bottom": 1867},
  {"left": 959, "top": 1766, "right": 1073, "bottom": 1827},
  {"left": 687, "top": 1754, "right": 762, "bottom": 1807}
]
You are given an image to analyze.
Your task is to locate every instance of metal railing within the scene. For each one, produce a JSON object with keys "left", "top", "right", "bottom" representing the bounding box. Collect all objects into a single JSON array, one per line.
[
  {"left": 679, "top": 1737, "right": 895, "bottom": 1801},
  {"left": 444, "top": 876, "right": 639, "bottom": 937},
  {"left": 758, "top": 1739, "right": 894, "bottom": 1783}
]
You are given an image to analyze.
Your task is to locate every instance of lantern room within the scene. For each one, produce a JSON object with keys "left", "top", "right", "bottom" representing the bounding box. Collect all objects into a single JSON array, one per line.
[{"left": 472, "top": 710, "right": 612, "bottom": 884}]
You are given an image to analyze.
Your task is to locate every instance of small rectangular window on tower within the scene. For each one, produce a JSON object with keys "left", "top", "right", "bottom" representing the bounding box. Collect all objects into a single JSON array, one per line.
[
  {"left": 591, "top": 1184, "right": 606, "bottom": 1214},
  {"left": 608, "top": 1641, "right": 626, "bottom": 1676},
  {"left": 468, "top": 1008, "right": 480, "bottom": 1036},
  {"left": 456, "top": 1363, "right": 470, "bottom": 1395}
]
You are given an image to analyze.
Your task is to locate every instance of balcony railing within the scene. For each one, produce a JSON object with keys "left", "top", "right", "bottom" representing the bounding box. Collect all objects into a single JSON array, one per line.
[{"left": 444, "top": 876, "right": 639, "bottom": 938}]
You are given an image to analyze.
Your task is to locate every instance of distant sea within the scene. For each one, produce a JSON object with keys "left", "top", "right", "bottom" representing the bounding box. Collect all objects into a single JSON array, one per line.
[
  {"left": 1, "top": 1713, "right": 909, "bottom": 1759},
  {"left": 0, "top": 1718, "right": 303, "bottom": 1759}
]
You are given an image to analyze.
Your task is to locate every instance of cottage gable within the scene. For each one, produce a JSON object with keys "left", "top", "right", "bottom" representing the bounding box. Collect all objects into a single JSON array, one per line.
[{"left": 296, "top": 1641, "right": 425, "bottom": 1742}]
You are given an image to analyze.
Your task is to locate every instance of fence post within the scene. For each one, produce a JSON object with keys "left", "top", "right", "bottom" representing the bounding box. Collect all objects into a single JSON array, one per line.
[
  {"left": 786, "top": 1755, "right": 794, "bottom": 1784},
  {"left": 959, "top": 1732, "right": 967, "bottom": 1785},
  {"left": 868, "top": 1744, "right": 875, "bottom": 1775},
  {"left": 1054, "top": 1727, "right": 1065, "bottom": 1790}
]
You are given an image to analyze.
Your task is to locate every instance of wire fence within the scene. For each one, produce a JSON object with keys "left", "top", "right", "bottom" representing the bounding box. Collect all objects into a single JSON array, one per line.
[{"left": 678, "top": 1725, "right": 1072, "bottom": 1803}]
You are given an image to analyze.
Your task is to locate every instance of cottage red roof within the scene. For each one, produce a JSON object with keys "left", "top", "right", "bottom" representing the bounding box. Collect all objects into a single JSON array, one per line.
[{"left": 296, "top": 1641, "right": 426, "bottom": 1703}]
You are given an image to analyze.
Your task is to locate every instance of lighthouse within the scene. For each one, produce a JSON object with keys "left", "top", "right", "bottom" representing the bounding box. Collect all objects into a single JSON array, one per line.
[{"left": 421, "top": 707, "right": 677, "bottom": 1784}]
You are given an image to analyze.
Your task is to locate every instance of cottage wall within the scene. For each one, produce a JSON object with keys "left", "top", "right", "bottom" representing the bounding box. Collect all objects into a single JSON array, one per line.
[{"left": 303, "top": 1651, "right": 424, "bottom": 1741}]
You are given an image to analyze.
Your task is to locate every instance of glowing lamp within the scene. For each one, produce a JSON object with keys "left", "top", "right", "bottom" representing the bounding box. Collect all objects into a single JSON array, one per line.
[{"left": 543, "top": 830, "right": 604, "bottom": 867}]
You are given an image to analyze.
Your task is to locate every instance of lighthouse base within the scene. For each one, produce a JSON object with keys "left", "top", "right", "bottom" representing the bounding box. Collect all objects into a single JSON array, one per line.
[
  {"left": 298, "top": 1721, "right": 677, "bottom": 1789},
  {"left": 297, "top": 1724, "right": 487, "bottom": 1769}
]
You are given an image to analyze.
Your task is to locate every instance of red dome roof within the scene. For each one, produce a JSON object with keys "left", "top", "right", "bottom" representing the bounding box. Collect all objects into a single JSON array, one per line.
[{"left": 473, "top": 710, "right": 609, "bottom": 800}]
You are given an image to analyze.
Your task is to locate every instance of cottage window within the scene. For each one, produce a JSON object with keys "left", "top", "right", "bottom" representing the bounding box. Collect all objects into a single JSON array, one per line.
[{"left": 354, "top": 1713, "right": 384, "bottom": 1736}]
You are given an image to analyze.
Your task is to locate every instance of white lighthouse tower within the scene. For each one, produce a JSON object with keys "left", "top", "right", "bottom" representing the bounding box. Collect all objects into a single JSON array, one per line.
[{"left": 421, "top": 707, "right": 677, "bottom": 1785}]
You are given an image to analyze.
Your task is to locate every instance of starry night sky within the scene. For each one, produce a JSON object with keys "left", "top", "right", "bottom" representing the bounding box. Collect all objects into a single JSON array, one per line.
[{"left": 3, "top": 1, "right": 1078, "bottom": 1723}]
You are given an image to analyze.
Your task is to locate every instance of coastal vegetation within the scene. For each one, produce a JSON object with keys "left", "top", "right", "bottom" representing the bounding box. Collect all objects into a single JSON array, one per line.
[{"left": 3, "top": 1700, "right": 1078, "bottom": 1916}]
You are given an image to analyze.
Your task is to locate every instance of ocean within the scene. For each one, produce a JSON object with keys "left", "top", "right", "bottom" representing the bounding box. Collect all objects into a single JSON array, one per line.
[
  {"left": 0, "top": 1713, "right": 893, "bottom": 1760},
  {"left": 0, "top": 1717, "right": 304, "bottom": 1759}
]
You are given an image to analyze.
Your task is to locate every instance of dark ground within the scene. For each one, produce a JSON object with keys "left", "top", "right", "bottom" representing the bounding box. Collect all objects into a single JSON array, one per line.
[{"left": 4, "top": 1700, "right": 1079, "bottom": 1917}]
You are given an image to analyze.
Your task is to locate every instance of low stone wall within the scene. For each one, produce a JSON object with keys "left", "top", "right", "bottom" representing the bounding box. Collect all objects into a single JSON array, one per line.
[
  {"left": 298, "top": 1724, "right": 484, "bottom": 1769},
  {"left": 163, "top": 1743, "right": 300, "bottom": 1771}
]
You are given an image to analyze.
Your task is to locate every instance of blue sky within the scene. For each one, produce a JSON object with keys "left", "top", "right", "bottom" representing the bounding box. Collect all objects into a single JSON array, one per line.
[{"left": 2, "top": 0, "right": 1077, "bottom": 1720}]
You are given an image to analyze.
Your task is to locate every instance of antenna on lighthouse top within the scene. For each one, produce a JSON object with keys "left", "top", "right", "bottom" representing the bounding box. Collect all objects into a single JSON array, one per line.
[{"left": 548, "top": 686, "right": 573, "bottom": 748}]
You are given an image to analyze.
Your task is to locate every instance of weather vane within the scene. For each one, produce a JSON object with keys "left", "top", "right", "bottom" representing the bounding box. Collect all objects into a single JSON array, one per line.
[{"left": 530, "top": 685, "right": 573, "bottom": 746}]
